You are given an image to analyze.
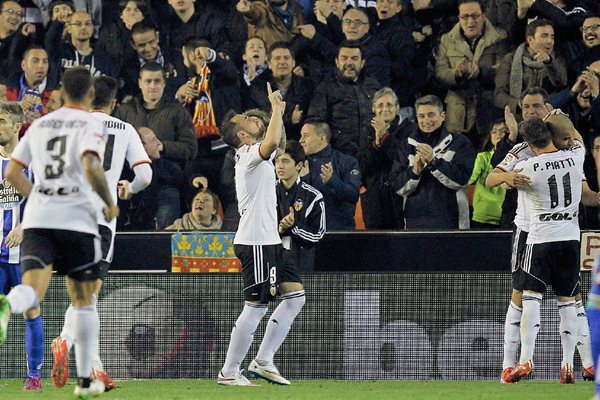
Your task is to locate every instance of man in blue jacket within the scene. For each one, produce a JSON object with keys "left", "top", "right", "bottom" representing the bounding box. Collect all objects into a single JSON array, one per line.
[{"left": 300, "top": 118, "right": 361, "bottom": 230}]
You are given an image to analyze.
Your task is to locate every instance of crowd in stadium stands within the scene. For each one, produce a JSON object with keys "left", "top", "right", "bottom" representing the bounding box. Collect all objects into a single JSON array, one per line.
[{"left": 1, "top": 0, "right": 599, "bottom": 231}]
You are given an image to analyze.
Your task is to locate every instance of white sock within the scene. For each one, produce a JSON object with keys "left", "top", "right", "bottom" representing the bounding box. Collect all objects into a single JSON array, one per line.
[
  {"left": 503, "top": 301, "right": 522, "bottom": 369},
  {"left": 221, "top": 302, "right": 268, "bottom": 376},
  {"left": 6, "top": 284, "right": 38, "bottom": 314},
  {"left": 519, "top": 292, "right": 542, "bottom": 364},
  {"left": 90, "top": 295, "right": 103, "bottom": 371},
  {"left": 575, "top": 300, "right": 594, "bottom": 368},
  {"left": 73, "top": 305, "right": 99, "bottom": 380},
  {"left": 558, "top": 300, "right": 578, "bottom": 367},
  {"left": 61, "top": 304, "right": 76, "bottom": 351},
  {"left": 255, "top": 290, "right": 305, "bottom": 365}
]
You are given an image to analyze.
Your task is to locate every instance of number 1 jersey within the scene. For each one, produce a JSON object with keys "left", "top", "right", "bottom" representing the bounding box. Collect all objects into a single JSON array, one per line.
[
  {"left": 11, "top": 106, "right": 106, "bottom": 235},
  {"left": 518, "top": 143, "right": 585, "bottom": 244}
]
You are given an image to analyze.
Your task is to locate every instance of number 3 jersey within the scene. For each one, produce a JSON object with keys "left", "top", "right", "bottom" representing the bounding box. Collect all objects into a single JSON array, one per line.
[
  {"left": 517, "top": 142, "right": 585, "bottom": 244},
  {"left": 11, "top": 106, "right": 106, "bottom": 235}
]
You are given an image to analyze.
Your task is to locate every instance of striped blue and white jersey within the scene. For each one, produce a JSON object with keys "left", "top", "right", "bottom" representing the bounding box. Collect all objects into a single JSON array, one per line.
[{"left": 0, "top": 156, "right": 31, "bottom": 264}]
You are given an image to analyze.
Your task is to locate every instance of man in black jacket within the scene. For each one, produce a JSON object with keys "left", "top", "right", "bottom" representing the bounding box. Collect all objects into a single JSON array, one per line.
[
  {"left": 307, "top": 40, "right": 380, "bottom": 157},
  {"left": 390, "top": 95, "right": 475, "bottom": 229},
  {"left": 245, "top": 41, "right": 314, "bottom": 141},
  {"left": 275, "top": 141, "right": 326, "bottom": 273},
  {"left": 116, "top": 62, "right": 197, "bottom": 229},
  {"left": 118, "top": 21, "right": 186, "bottom": 100}
]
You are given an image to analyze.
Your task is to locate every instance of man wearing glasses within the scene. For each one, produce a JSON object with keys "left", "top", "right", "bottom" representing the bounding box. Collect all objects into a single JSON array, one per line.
[
  {"left": 44, "top": 10, "right": 115, "bottom": 80},
  {"left": 0, "top": 1, "right": 38, "bottom": 82},
  {"left": 578, "top": 13, "right": 600, "bottom": 71},
  {"left": 435, "top": 0, "right": 510, "bottom": 149}
]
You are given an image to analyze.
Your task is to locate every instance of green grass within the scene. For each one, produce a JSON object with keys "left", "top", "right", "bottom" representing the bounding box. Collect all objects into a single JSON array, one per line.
[{"left": 1, "top": 379, "right": 595, "bottom": 400}]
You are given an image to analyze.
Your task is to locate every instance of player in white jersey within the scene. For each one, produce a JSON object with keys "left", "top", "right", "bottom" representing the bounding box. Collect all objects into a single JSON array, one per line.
[
  {"left": 0, "top": 67, "right": 120, "bottom": 399},
  {"left": 0, "top": 102, "right": 44, "bottom": 391},
  {"left": 487, "top": 113, "right": 599, "bottom": 383},
  {"left": 507, "top": 117, "right": 587, "bottom": 384},
  {"left": 217, "top": 83, "right": 305, "bottom": 386},
  {"left": 51, "top": 76, "right": 152, "bottom": 392}
]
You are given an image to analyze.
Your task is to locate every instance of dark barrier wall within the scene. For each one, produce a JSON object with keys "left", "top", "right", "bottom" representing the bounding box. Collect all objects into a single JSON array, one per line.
[
  {"left": 113, "top": 231, "right": 514, "bottom": 272},
  {"left": 0, "top": 272, "right": 591, "bottom": 380}
]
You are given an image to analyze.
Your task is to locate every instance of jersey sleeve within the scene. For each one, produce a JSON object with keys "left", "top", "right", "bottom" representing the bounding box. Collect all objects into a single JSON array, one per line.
[
  {"left": 238, "top": 143, "right": 271, "bottom": 169},
  {"left": 11, "top": 130, "right": 32, "bottom": 167},
  {"left": 497, "top": 142, "right": 530, "bottom": 172},
  {"left": 125, "top": 125, "right": 151, "bottom": 167}
]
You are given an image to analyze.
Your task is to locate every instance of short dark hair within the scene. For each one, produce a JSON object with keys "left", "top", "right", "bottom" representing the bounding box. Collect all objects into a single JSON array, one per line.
[
  {"left": 303, "top": 118, "right": 331, "bottom": 142},
  {"left": 62, "top": 66, "right": 93, "bottom": 102},
  {"left": 131, "top": 20, "right": 157, "bottom": 38},
  {"left": 139, "top": 61, "right": 166, "bottom": 80},
  {"left": 119, "top": 0, "right": 150, "bottom": 16},
  {"left": 415, "top": 94, "right": 444, "bottom": 113},
  {"left": 220, "top": 109, "right": 241, "bottom": 149},
  {"left": 268, "top": 41, "right": 294, "bottom": 60},
  {"left": 457, "top": 0, "right": 485, "bottom": 13},
  {"left": 22, "top": 45, "right": 47, "bottom": 62},
  {"left": 183, "top": 37, "right": 212, "bottom": 53},
  {"left": 519, "top": 86, "right": 549, "bottom": 104},
  {"left": 337, "top": 40, "right": 364, "bottom": 59},
  {"left": 519, "top": 117, "right": 551, "bottom": 149},
  {"left": 526, "top": 19, "right": 553, "bottom": 40},
  {"left": 92, "top": 76, "right": 118, "bottom": 108},
  {"left": 282, "top": 140, "right": 305, "bottom": 164}
]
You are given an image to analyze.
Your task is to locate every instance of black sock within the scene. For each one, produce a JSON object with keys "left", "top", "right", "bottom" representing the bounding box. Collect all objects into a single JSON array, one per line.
[{"left": 78, "top": 377, "right": 91, "bottom": 388}]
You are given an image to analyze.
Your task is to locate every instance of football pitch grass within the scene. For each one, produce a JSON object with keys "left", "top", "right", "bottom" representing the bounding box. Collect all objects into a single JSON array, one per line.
[{"left": 0, "top": 379, "right": 595, "bottom": 400}]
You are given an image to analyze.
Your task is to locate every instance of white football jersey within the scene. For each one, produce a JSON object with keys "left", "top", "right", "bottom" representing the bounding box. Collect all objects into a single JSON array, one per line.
[
  {"left": 520, "top": 143, "right": 585, "bottom": 244},
  {"left": 234, "top": 142, "right": 281, "bottom": 245},
  {"left": 12, "top": 106, "right": 106, "bottom": 235},
  {"left": 90, "top": 111, "right": 151, "bottom": 232},
  {"left": 497, "top": 142, "right": 536, "bottom": 231}
]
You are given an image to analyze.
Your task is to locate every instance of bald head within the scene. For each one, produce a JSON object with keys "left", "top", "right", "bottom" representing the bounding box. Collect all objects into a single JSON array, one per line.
[{"left": 545, "top": 113, "right": 578, "bottom": 150}]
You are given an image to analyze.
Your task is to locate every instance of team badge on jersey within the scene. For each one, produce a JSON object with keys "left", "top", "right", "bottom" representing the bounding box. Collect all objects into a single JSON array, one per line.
[
  {"left": 500, "top": 153, "right": 516, "bottom": 169},
  {"left": 293, "top": 199, "right": 303, "bottom": 212},
  {"left": 0, "top": 178, "right": 23, "bottom": 209}
]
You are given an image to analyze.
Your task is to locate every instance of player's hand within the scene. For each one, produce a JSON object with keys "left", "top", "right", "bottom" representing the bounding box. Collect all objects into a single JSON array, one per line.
[
  {"left": 103, "top": 204, "right": 120, "bottom": 222},
  {"left": 117, "top": 180, "right": 134, "bottom": 200},
  {"left": 278, "top": 206, "right": 295, "bottom": 234},
  {"left": 416, "top": 143, "right": 434, "bottom": 163},
  {"left": 267, "top": 82, "right": 285, "bottom": 113},
  {"left": 5, "top": 225, "right": 23, "bottom": 248},
  {"left": 505, "top": 168, "right": 531, "bottom": 189},
  {"left": 320, "top": 162, "right": 333, "bottom": 184}
]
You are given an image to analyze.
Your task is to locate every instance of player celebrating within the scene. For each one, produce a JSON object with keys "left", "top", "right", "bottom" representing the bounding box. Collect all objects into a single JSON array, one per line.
[
  {"left": 487, "top": 113, "right": 598, "bottom": 383},
  {"left": 0, "top": 67, "right": 119, "bottom": 399},
  {"left": 217, "top": 83, "right": 305, "bottom": 386},
  {"left": 0, "top": 102, "right": 43, "bottom": 390},
  {"left": 507, "top": 117, "right": 586, "bottom": 383},
  {"left": 50, "top": 76, "right": 152, "bottom": 391}
]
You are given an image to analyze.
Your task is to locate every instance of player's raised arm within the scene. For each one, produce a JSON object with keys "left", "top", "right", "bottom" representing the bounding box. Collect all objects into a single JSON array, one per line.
[
  {"left": 5, "top": 160, "right": 32, "bottom": 198},
  {"left": 81, "top": 152, "right": 119, "bottom": 222},
  {"left": 259, "top": 82, "right": 285, "bottom": 160}
]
